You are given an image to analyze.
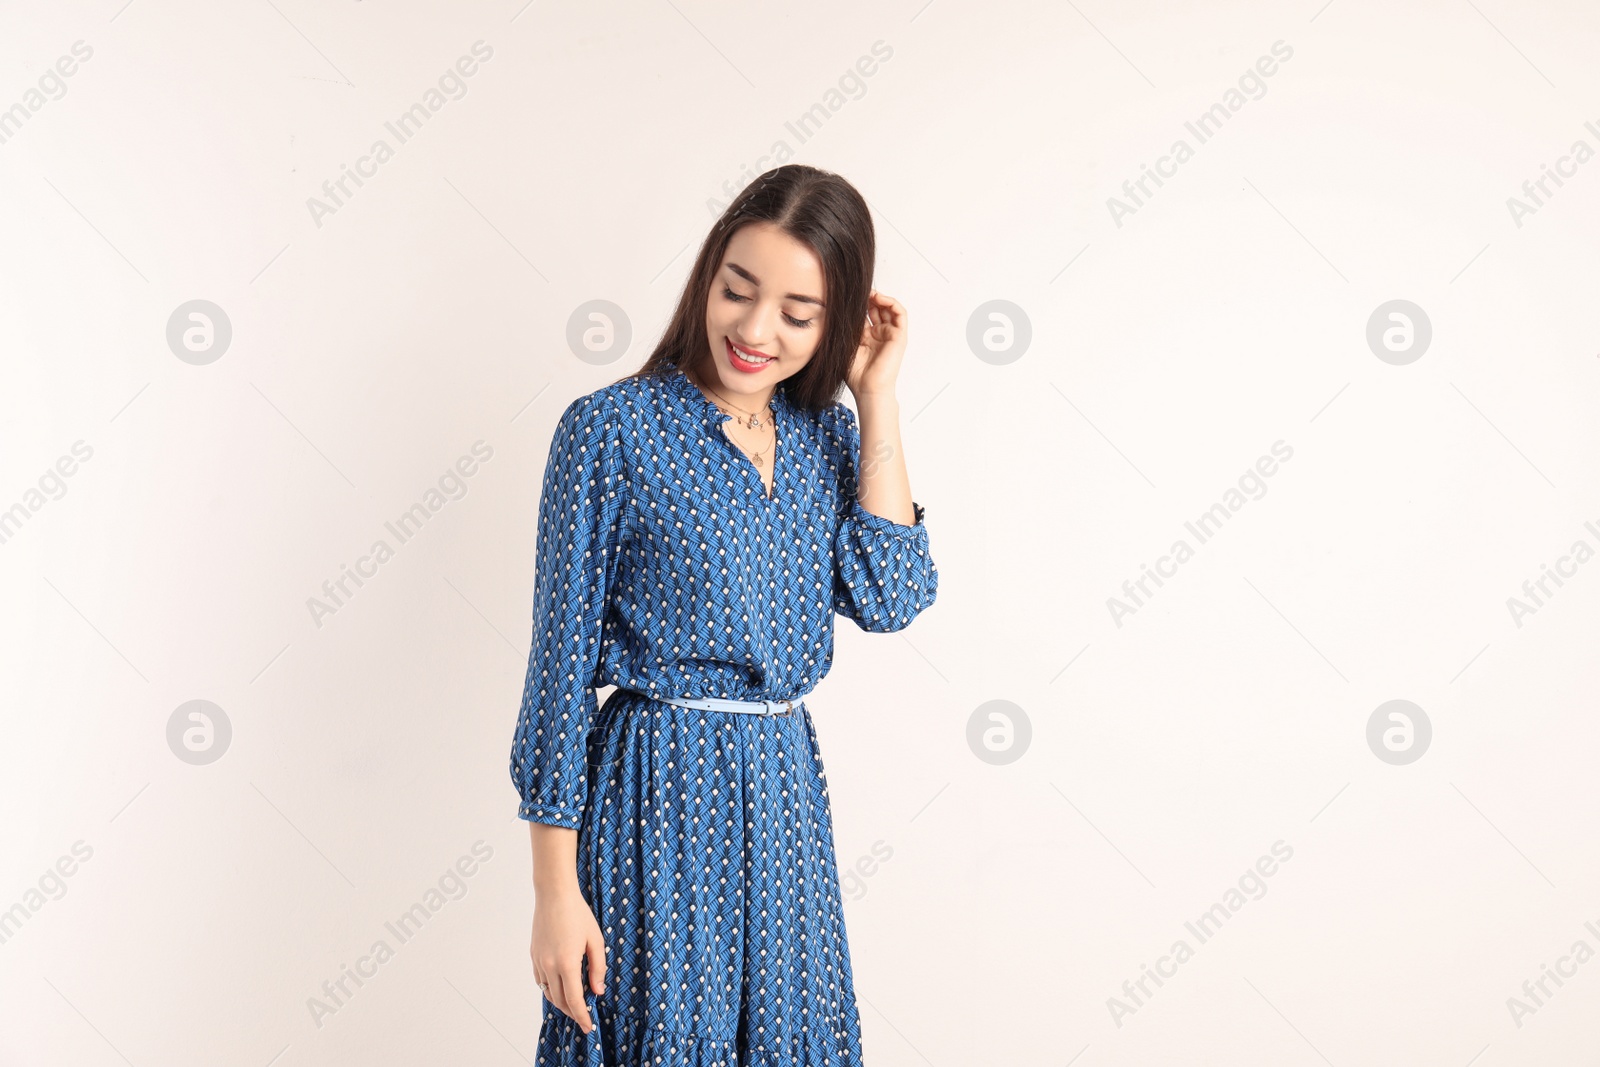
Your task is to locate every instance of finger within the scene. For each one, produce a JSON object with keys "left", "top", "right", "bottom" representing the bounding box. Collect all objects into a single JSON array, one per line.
[
  {"left": 559, "top": 963, "right": 593, "bottom": 1032},
  {"left": 532, "top": 956, "right": 553, "bottom": 997},
  {"left": 558, "top": 970, "right": 585, "bottom": 1030},
  {"left": 550, "top": 971, "right": 577, "bottom": 1028},
  {"left": 543, "top": 967, "right": 571, "bottom": 1018},
  {"left": 587, "top": 933, "right": 607, "bottom": 995}
]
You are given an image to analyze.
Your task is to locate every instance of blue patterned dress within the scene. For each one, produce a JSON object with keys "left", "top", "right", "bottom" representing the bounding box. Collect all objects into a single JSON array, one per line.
[{"left": 510, "top": 363, "right": 938, "bottom": 1066}]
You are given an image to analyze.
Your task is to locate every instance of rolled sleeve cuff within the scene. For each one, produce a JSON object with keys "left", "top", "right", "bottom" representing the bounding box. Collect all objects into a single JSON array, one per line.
[
  {"left": 848, "top": 498, "right": 928, "bottom": 538},
  {"left": 518, "top": 800, "right": 585, "bottom": 829}
]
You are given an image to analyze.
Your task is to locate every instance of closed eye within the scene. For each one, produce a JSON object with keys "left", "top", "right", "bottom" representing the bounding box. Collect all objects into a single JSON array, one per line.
[{"left": 722, "top": 285, "right": 814, "bottom": 329}]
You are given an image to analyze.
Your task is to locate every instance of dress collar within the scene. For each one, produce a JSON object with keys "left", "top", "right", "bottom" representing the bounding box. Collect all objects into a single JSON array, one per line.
[{"left": 665, "top": 362, "right": 792, "bottom": 432}]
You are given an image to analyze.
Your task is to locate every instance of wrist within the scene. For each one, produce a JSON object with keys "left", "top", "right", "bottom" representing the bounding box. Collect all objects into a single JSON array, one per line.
[
  {"left": 852, "top": 392, "right": 900, "bottom": 413},
  {"left": 534, "top": 874, "right": 584, "bottom": 898}
]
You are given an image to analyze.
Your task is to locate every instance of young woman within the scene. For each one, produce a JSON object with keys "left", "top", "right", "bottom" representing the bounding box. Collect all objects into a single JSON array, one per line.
[{"left": 510, "top": 164, "right": 939, "bottom": 1065}]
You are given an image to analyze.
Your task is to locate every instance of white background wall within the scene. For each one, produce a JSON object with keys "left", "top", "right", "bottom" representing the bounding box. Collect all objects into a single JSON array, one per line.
[{"left": 3, "top": 0, "right": 1598, "bottom": 1063}]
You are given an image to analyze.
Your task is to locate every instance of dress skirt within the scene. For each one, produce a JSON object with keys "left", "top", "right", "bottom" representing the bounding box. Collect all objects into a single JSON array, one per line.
[{"left": 535, "top": 687, "right": 866, "bottom": 1066}]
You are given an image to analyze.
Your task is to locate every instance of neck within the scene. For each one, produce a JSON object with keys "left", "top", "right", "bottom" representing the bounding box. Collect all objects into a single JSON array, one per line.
[{"left": 686, "top": 359, "right": 775, "bottom": 414}]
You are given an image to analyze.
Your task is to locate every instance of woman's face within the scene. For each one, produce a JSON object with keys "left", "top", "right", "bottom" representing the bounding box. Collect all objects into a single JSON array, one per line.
[{"left": 701, "top": 221, "right": 827, "bottom": 401}]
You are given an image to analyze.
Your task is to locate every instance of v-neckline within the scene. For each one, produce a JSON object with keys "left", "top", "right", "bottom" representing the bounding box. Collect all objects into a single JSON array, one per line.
[
  {"left": 722, "top": 408, "right": 781, "bottom": 500},
  {"left": 672, "top": 364, "right": 786, "bottom": 502}
]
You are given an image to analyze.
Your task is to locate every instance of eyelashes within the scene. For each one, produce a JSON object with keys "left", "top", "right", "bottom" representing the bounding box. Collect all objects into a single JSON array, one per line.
[{"left": 721, "top": 285, "right": 814, "bottom": 329}]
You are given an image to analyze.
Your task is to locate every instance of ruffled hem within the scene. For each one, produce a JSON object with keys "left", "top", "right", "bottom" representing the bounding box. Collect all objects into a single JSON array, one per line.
[{"left": 537, "top": 1010, "right": 862, "bottom": 1067}]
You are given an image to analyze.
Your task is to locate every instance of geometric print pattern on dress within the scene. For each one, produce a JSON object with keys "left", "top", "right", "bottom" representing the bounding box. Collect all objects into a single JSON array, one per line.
[
  {"left": 535, "top": 688, "right": 865, "bottom": 1065},
  {"left": 511, "top": 364, "right": 938, "bottom": 830},
  {"left": 510, "top": 364, "right": 937, "bottom": 1064}
]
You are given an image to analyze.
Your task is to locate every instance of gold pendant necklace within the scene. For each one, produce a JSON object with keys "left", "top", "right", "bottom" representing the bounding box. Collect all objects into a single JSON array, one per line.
[
  {"left": 687, "top": 366, "right": 776, "bottom": 471},
  {"left": 703, "top": 379, "right": 774, "bottom": 430},
  {"left": 722, "top": 406, "right": 774, "bottom": 467}
]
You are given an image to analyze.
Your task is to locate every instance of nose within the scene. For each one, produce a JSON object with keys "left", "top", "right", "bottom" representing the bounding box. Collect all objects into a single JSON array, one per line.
[{"left": 736, "top": 305, "right": 776, "bottom": 347}]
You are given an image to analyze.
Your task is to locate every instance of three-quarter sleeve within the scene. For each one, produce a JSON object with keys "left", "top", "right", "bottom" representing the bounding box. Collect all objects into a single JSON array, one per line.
[
  {"left": 828, "top": 403, "right": 939, "bottom": 633},
  {"left": 510, "top": 393, "right": 628, "bottom": 828}
]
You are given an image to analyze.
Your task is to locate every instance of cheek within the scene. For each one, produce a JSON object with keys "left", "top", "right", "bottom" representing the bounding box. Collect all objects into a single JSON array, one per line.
[
  {"left": 706, "top": 299, "right": 737, "bottom": 333},
  {"left": 789, "top": 327, "right": 823, "bottom": 359}
]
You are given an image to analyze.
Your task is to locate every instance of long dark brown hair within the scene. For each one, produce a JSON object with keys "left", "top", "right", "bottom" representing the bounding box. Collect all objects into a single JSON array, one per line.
[{"left": 617, "top": 164, "right": 875, "bottom": 414}]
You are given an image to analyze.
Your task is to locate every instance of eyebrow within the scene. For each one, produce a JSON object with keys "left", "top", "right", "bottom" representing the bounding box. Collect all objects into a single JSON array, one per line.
[{"left": 724, "top": 262, "right": 826, "bottom": 308}]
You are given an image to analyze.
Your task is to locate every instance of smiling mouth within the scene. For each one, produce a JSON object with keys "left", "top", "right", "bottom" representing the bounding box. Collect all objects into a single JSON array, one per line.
[{"left": 726, "top": 338, "right": 775, "bottom": 367}]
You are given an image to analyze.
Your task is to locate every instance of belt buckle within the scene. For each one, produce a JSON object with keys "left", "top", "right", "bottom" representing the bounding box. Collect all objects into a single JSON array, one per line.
[{"left": 767, "top": 698, "right": 793, "bottom": 717}]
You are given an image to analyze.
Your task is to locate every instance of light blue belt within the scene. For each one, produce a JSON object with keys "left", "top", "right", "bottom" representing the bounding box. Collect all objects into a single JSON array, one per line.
[{"left": 653, "top": 693, "right": 800, "bottom": 717}]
